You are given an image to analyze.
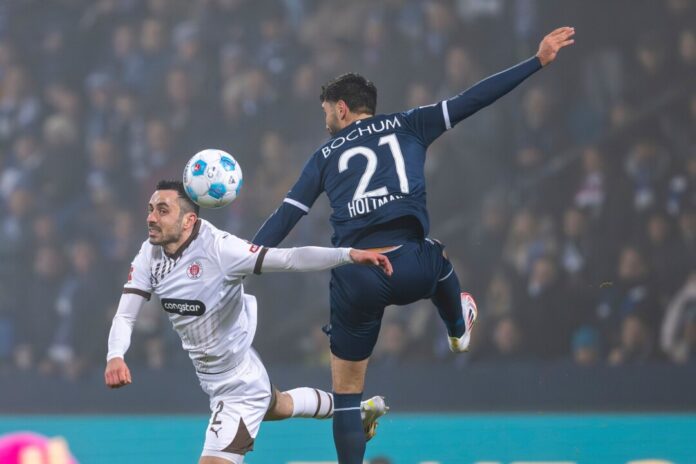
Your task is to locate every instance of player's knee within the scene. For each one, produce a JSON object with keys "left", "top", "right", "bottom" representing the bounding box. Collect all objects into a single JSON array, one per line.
[
  {"left": 331, "top": 355, "right": 368, "bottom": 393},
  {"left": 263, "top": 390, "right": 292, "bottom": 420}
]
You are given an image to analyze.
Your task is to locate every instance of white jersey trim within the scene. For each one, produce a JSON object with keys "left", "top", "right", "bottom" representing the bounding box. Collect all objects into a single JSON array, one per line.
[
  {"left": 442, "top": 100, "right": 452, "bottom": 130},
  {"left": 284, "top": 197, "right": 310, "bottom": 213},
  {"left": 438, "top": 267, "right": 454, "bottom": 282},
  {"left": 334, "top": 406, "right": 361, "bottom": 412}
]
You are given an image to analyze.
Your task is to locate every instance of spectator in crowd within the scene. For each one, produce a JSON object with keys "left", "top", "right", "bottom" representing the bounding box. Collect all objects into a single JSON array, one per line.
[
  {"left": 608, "top": 314, "right": 655, "bottom": 365},
  {"left": 677, "top": 206, "right": 696, "bottom": 273},
  {"left": 0, "top": 134, "right": 45, "bottom": 201},
  {"left": 487, "top": 316, "right": 526, "bottom": 363},
  {"left": 84, "top": 72, "right": 115, "bottom": 148},
  {"left": 467, "top": 194, "right": 509, "bottom": 296},
  {"left": 572, "top": 146, "right": 607, "bottom": 220},
  {"left": 572, "top": 326, "right": 601, "bottom": 366},
  {"left": 0, "top": 65, "right": 41, "bottom": 148},
  {"left": 111, "top": 88, "right": 147, "bottom": 178},
  {"left": 0, "top": 188, "right": 34, "bottom": 346},
  {"left": 596, "top": 246, "right": 660, "bottom": 356},
  {"left": 139, "top": 17, "right": 171, "bottom": 103},
  {"left": 642, "top": 211, "right": 688, "bottom": 305},
  {"left": 518, "top": 256, "right": 568, "bottom": 359},
  {"left": 623, "top": 139, "right": 670, "bottom": 217},
  {"left": 40, "top": 239, "right": 111, "bottom": 380},
  {"left": 666, "top": 152, "right": 696, "bottom": 217},
  {"left": 558, "top": 206, "right": 592, "bottom": 285},
  {"left": 14, "top": 245, "right": 66, "bottom": 371},
  {"left": 502, "top": 209, "right": 556, "bottom": 279},
  {"left": 661, "top": 271, "right": 696, "bottom": 364},
  {"left": 106, "top": 23, "right": 145, "bottom": 91}
]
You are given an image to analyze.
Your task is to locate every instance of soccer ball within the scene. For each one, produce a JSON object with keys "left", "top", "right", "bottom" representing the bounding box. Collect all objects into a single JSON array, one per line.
[{"left": 183, "top": 149, "right": 244, "bottom": 208}]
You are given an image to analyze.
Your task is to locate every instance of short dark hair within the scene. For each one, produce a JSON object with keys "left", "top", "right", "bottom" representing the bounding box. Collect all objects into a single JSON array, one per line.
[
  {"left": 320, "top": 73, "right": 377, "bottom": 115},
  {"left": 155, "top": 179, "right": 200, "bottom": 215}
]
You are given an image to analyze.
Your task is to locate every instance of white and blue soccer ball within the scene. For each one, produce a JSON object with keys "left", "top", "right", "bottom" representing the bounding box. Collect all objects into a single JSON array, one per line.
[{"left": 183, "top": 149, "right": 243, "bottom": 208}]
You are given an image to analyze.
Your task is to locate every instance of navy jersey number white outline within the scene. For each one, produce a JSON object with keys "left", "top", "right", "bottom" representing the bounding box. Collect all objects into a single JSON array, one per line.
[{"left": 337, "top": 134, "right": 410, "bottom": 201}]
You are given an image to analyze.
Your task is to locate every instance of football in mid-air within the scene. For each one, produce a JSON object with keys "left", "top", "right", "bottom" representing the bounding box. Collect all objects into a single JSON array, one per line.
[{"left": 183, "top": 149, "right": 243, "bottom": 208}]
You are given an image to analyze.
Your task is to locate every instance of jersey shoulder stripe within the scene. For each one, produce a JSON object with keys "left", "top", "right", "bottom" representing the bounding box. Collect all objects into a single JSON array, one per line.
[
  {"left": 441, "top": 100, "right": 452, "bottom": 129},
  {"left": 283, "top": 197, "right": 310, "bottom": 212}
]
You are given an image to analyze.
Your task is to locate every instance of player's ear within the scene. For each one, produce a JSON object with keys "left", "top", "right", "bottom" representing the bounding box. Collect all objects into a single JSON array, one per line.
[
  {"left": 337, "top": 100, "right": 348, "bottom": 119},
  {"left": 183, "top": 211, "right": 197, "bottom": 229}
]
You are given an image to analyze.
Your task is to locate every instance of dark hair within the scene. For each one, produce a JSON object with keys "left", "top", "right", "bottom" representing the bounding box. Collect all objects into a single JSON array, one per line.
[
  {"left": 155, "top": 179, "right": 200, "bottom": 215},
  {"left": 320, "top": 73, "right": 377, "bottom": 115}
]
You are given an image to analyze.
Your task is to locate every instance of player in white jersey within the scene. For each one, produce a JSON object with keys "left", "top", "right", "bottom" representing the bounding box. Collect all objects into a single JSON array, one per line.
[{"left": 104, "top": 180, "right": 391, "bottom": 464}]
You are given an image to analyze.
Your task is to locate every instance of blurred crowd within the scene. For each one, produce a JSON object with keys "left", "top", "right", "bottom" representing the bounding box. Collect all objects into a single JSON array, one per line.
[{"left": 0, "top": 0, "right": 694, "bottom": 380}]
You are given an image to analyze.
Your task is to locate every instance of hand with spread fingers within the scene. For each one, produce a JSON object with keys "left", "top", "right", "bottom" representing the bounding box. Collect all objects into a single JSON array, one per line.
[
  {"left": 537, "top": 26, "right": 576, "bottom": 66},
  {"left": 105, "top": 357, "right": 132, "bottom": 389}
]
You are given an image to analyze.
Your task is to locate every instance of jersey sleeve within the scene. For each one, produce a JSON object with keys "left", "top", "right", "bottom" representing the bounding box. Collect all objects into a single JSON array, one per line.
[
  {"left": 256, "top": 246, "right": 352, "bottom": 273},
  {"left": 252, "top": 202, "right": 305, "bottom": 247},
  {"left": 400, "top": 103, "right": 449, "bottom": 147},
  {"left": 107, "top": 292, "right": 146, "bottom": 361},
  {"left": 402, "top": 56, "right": 543, "bottom": 146},
  {"left": 123, "top": 241, "right": 153, "bottom": 300},
  {"left": 284, "top": 153, "right": 323, "bottom": 213},
  {"left": 253, "top": 153, "right": 323, "bottom": 247},
  {"left": 216, "top": 233, "right": 267, "bottom": 278}
]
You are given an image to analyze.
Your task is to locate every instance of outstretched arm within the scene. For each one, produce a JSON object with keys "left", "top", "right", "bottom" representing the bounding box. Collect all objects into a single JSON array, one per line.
[
  {"left": 258, "top": 247, "right": 393, "bottom": 276},
  {"left": 217, "top": 233, "right": 392, "bottom": 277},
  {"left": 445, "top": 27, "right": 575, "bottom": 126},
  {"left": 407, "top": 27, "right": 575, "bottom": 145}
]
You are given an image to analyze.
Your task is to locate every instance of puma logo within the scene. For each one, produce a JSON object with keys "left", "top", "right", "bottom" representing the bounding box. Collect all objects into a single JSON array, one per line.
[{"left": 210, "top": 426, "right": 222, "bottom": 438}]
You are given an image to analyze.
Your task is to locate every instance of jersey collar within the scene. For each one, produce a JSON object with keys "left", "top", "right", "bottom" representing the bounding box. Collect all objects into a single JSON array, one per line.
[
  {"left": 333, "top": 115, "right": 377, "bottom": 138},
  {"left": 165, "top": 218, "right": 201, "bottom": 260}
]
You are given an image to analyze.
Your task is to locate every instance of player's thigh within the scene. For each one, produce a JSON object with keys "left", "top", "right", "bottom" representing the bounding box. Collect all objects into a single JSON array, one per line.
[
  {"left": 199, "top": 351, "right": 272, "bottom": 461},
  {"left": 199, "top": 454, "right": 243, "bottom": 464},
  {"left": 329, "top": 265, "right": 389, "bottom": 361}
]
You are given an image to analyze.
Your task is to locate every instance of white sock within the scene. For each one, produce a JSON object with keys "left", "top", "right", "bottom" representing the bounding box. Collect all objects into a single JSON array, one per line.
[{"left": 287, "top": 387, "right": 334, "bottom": 419}]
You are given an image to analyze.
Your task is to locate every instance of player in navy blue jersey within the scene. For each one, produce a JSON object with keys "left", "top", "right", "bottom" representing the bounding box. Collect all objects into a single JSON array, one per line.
[{"left": 254, "top": 27, "right": 575, "bottom": 463}]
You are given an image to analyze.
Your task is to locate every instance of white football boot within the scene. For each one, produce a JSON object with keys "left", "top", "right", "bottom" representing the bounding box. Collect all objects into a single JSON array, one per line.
[
  {"left": 361, "top": 395, "right": 389, "bottom": 441},
  {"left": 448, "top": 292, "right": 478, "bottom": 352}
]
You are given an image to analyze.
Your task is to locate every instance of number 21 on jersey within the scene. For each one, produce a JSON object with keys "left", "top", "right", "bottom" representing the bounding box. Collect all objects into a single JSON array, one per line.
[{"left": 338, "top": 134, "right": 409, "bottom": 201}]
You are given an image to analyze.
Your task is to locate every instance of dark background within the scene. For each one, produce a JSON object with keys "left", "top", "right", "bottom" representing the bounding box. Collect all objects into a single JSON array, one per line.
[{"left": 0, "top": 0, "right": 694, "bottom": 412}]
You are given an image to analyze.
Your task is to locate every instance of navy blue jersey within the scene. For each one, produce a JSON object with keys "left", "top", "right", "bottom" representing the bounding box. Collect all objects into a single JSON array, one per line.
[
  {"left": 254, "top": 56, "right": 542, "bottom": 248},
  {"left": 284, "top": 107, "right": 449, "bottom": 246}
]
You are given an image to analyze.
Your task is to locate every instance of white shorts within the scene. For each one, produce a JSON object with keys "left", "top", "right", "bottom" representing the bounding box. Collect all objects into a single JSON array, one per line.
[{"left": 197, "top": 348, "right": 274, "bottom": 463}]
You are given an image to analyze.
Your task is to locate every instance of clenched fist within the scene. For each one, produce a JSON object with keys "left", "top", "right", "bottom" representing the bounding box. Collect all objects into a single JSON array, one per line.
[{"left": 105, "top": 357, "right": 132, "bottom": 388}]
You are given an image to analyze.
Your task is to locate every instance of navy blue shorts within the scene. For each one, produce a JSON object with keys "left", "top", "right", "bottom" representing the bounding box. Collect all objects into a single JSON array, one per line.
[{"left": 328, "top": 239, "right": 453, "bottom": 361}]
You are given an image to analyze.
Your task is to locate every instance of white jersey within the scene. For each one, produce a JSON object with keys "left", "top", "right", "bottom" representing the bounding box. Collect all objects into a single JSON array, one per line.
[
  {"left": 109, "top": 218, "right": 353, "bottom": 375},
  {"left": 125, "top": 219, "right": 263, "bottom": 373}
]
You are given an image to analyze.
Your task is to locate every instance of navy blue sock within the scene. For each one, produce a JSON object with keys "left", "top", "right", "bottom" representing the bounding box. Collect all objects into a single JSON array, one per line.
[
  {"left": 431, "top": 267, "right": 466, "bottom": 338},
  {"left": 332, "top": 392, "right": 365, "bottom": 464}
]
